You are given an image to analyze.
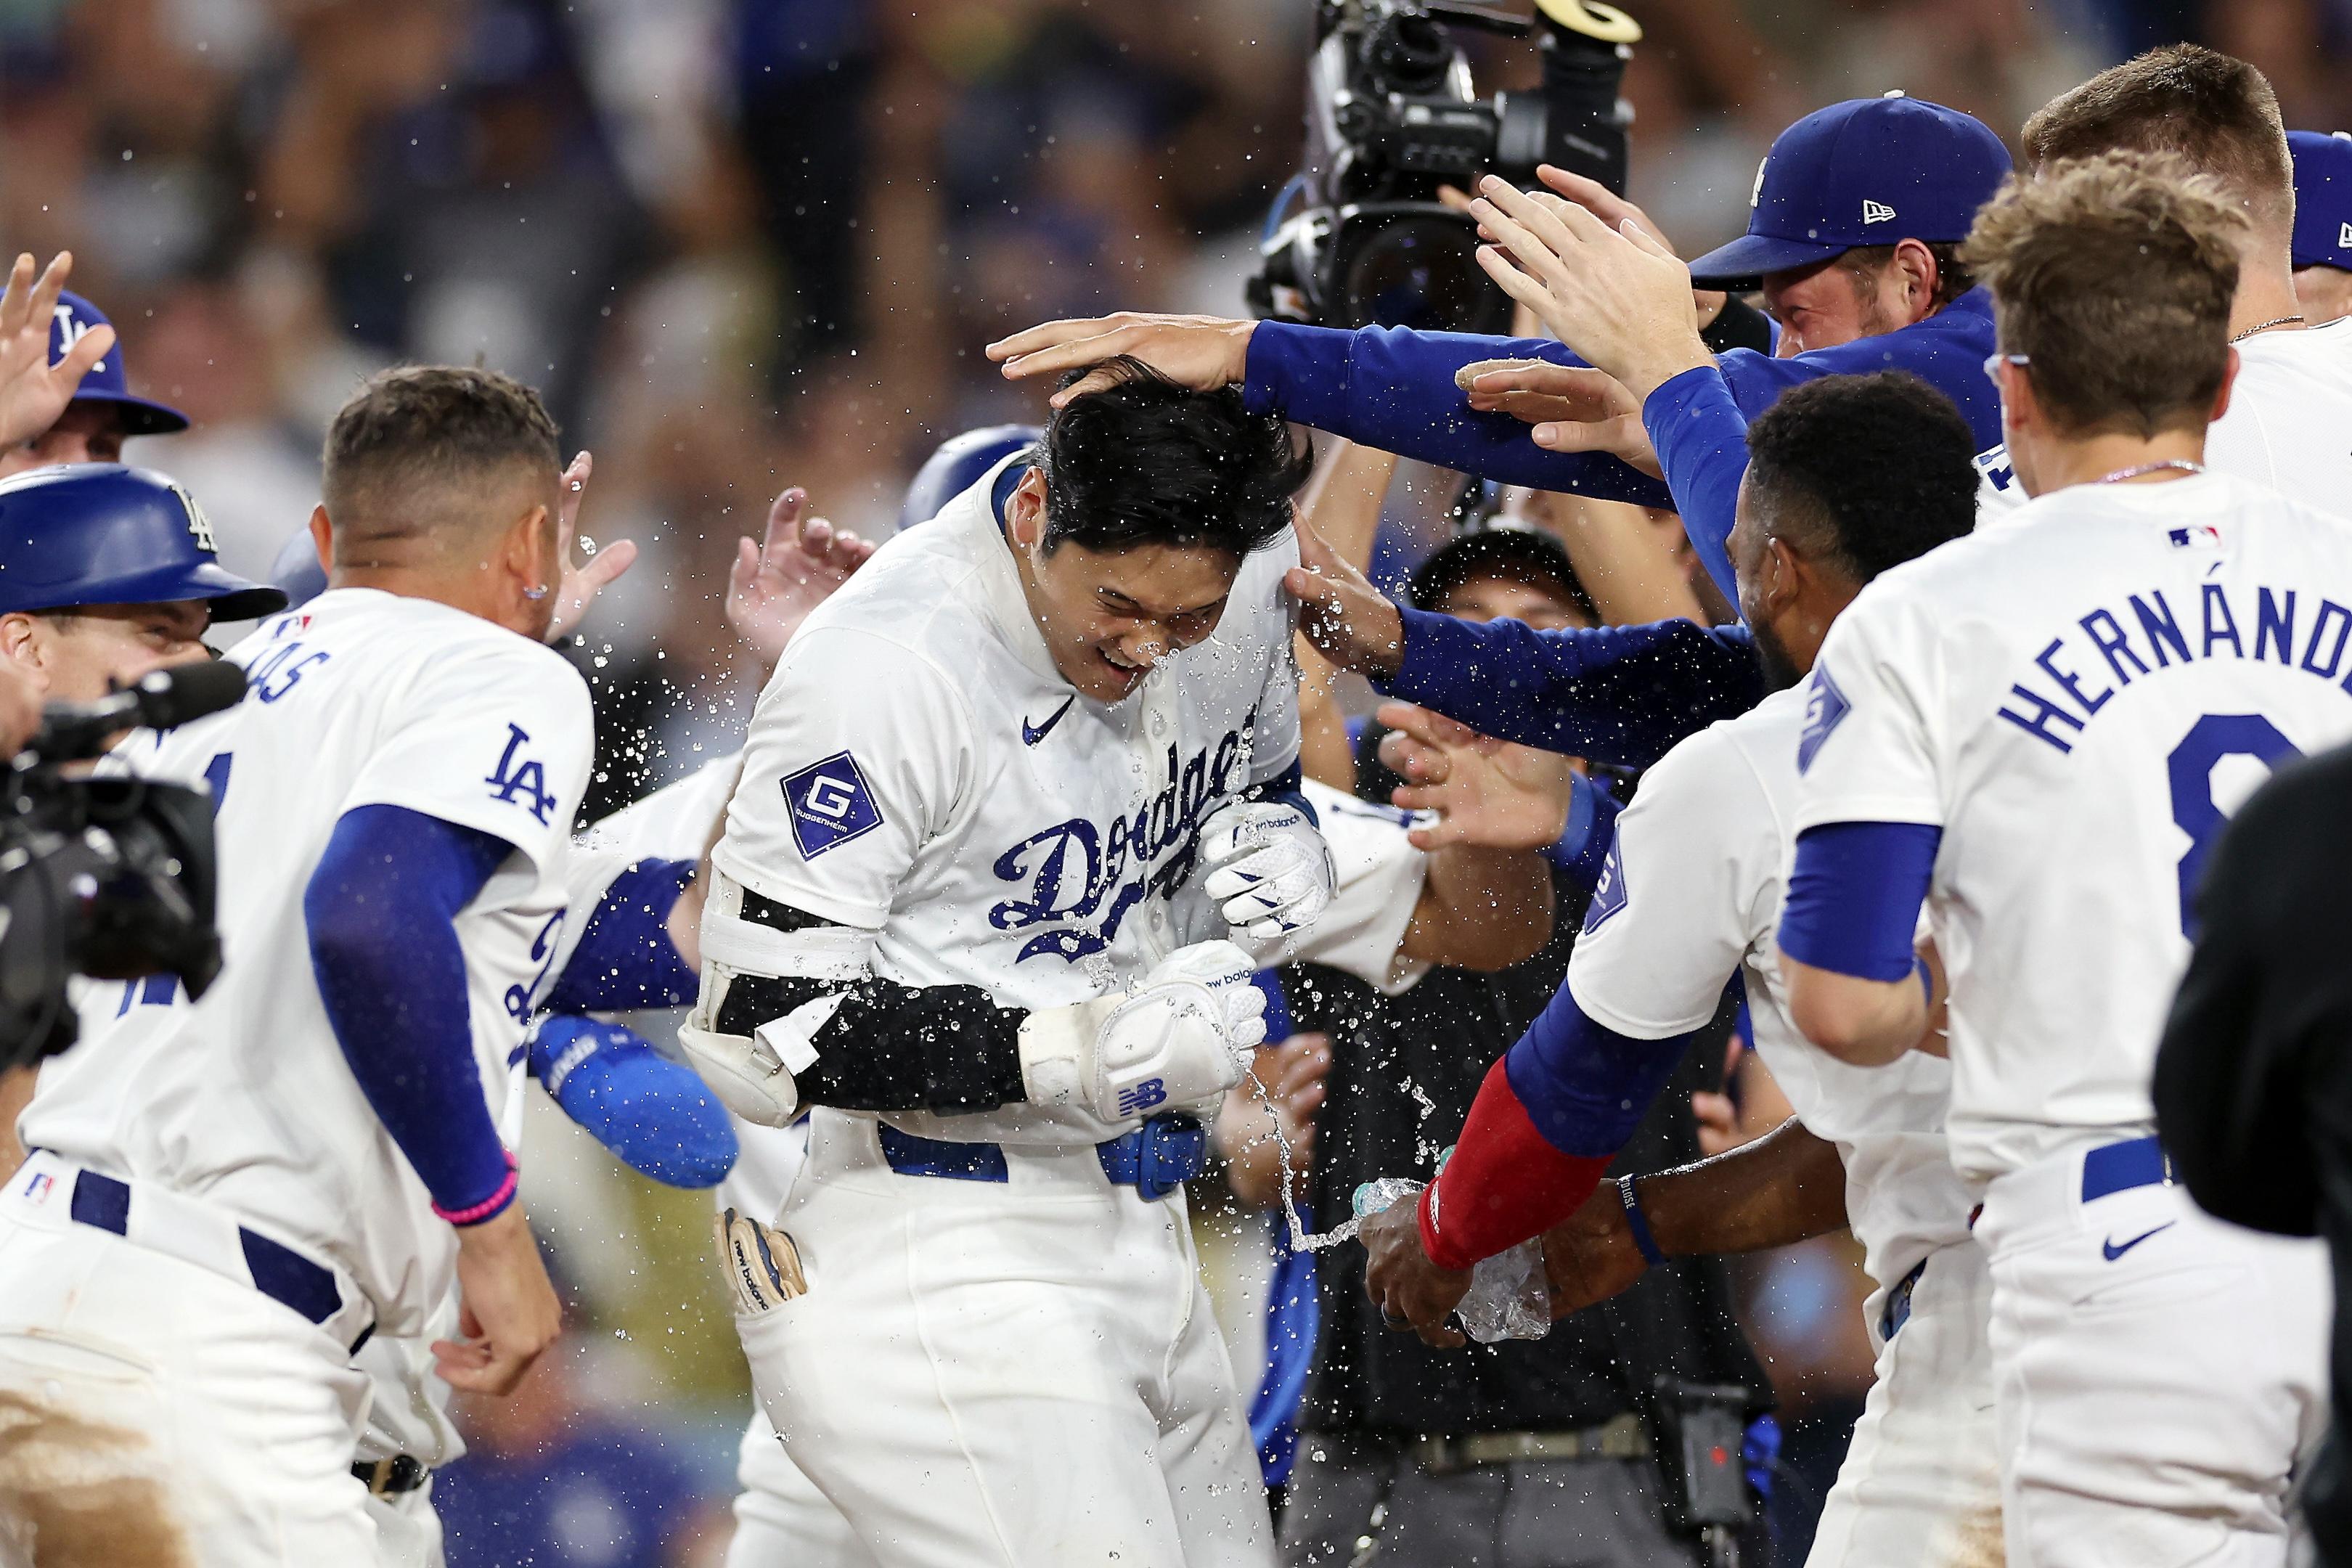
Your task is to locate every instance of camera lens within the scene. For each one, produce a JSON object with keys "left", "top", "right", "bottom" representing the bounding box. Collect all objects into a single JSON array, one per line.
[
  {"left": 1365, "top": 12, "right": 1452, "bottom": 94},
  {"left": 1336, "top": 213, "right": 1510, "bottom": 335}
]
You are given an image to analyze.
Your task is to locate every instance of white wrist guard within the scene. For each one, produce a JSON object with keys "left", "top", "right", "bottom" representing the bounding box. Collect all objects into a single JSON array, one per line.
[{"left": 1200, "top": 800, "right": 1336, "bottom": 943}]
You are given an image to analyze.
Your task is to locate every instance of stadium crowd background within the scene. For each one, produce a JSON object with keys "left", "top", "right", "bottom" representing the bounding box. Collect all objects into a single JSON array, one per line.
[{"left": 9, "top": 0, "right": 2352, "bottom": 1561}]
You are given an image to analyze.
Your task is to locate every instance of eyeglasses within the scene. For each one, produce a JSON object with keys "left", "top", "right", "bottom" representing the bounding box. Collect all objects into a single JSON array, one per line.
[{"left": 1983, "top": 353, "right": 2030, "bottom": 385}]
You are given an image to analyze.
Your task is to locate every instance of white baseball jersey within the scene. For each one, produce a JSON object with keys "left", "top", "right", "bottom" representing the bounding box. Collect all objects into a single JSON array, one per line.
[
  {"left": 27, "top": 589, "right": 593, "bottom": 1333},
  {"left": 1568, "top": 685, "right": 1971, "bottom": 1294},
  {"left": 1975, "top": 317, "right": 2352, "bottom": 518},
  {"left": 1791, "top": 472, "right": 2352, "bottom": 1188},
  {"left": 712, "top": 454, "right": 1301, "bottom": 1145}
]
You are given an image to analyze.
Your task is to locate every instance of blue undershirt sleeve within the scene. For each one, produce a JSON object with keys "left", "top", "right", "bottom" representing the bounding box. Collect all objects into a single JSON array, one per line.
[
  {"left": 306, "top": 804, "right": 518, "bottom": 1223},
  {"left": 1242, "top": 758, "right": 1318, "bottom": 827},
  {"left": 1541, "top": 774, "right": 1622, "bottom": 886},
  {"left": 528, "top": 1016, "right": 739, "bottom": 1188},
  {"left": 1380, "top": 609, "right": 1767, "bottom": 767},
  {"left": 544, "top": 859, "right": 699, "bottom": 1013},
  {"left": 1777, "top": 820, "right": 1943, "bottom": 982},
  {"left": 1241, "top": 322, "right": 1674, "bottom": 506},
  {"left": 1503, "top": 979, "right": 1700, "bottom": 1159},
  {"left": 1643, "top": 365, "right": 1752, "bottom": 605}
]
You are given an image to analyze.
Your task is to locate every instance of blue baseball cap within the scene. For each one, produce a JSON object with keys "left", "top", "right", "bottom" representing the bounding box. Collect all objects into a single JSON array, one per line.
[
  {"left": 0, "top": 464, "right": 285, "bottom": 620},
  {"left": 898, "top": 423, "right": 1040, "bottom": 530},
  {"left": 1687, "top": 94, "right": 2013, "bottom": 289},
  {"left": 2290, "top": 131, "right": 2352, "bottom": 272},
  {"left": 48, "top": 291, "right": 189, "bottom": 436}
]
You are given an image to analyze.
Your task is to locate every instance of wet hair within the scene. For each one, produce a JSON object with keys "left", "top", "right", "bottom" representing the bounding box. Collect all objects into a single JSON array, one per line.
[
  {"left": 2022, "top": 45, "right": 2292, "bottom": 234},
  {"left": 1961, "top": 151, "right": 2245, "bottom": 438},
  {"left": 321, "top": 366, "right": 562, "bottom": 552},
  {"left": 1742, "top": 371, "right": 1980, "bottom": 582},
  {"left": 1406, "top": 526, "right": 1596, "bottom": 621},
  {"left": 1036, "top": 357, "right": 1310, "bottom": 556}
]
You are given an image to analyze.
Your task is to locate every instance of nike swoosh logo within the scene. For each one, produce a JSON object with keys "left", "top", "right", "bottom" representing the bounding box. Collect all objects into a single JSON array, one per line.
[
  {"left": 2102, "top": 1222, "right": 2175, "bottom": 1262},
  {"left": 1022, "top": 695, "right": 1076, "bottom": 747}
]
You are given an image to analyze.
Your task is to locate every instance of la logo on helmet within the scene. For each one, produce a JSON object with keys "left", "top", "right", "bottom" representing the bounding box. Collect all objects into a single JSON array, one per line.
[{"left": 171, "top": 482, "right": 219, "bottom": 554}]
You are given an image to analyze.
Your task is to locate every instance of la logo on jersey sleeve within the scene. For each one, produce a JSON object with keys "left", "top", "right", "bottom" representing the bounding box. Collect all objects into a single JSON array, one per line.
[
  {"left": 783, "top": 751, "right": 883, "bottom": 859},
  {"left": 1797, "top": 665, "right": 1851, "bottom": 775}
]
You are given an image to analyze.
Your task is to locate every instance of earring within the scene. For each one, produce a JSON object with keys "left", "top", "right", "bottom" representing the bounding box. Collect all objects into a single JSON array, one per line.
[{"left": 523, "top": 584, "right": 550, "bottom": 601}]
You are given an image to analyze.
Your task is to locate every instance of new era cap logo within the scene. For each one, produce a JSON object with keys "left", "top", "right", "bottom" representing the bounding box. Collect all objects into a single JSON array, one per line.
[
  {"left": 2339, "top": 221, "right": 2352, "bottom": 249},
  {"left": 1863, "top": 200, "right": 1897, "bottom": 224}
]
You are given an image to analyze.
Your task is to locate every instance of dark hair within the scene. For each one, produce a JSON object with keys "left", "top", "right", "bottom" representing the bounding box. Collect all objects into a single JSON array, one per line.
[
  {"left": 1742, "top": 371, "right": 1980, "bottom": 582},
  {"left": 1407, "top": 526, "right": 1596, "bottom": 621},
  {"left": 2022, "top": 45, "right": 2292, "bottom": 231},
  {"left": 1037, "top": 357, "right": 1310, "bottom": 555},
  {"left": 1835, "top": 241, "right": 1976, "bottom": 310},
  {"left": 322, "top": 366, "right": 562, "bottom": 542},
  {"left": 1962, "top": 152, "right": 2243, "bottom": 438}
]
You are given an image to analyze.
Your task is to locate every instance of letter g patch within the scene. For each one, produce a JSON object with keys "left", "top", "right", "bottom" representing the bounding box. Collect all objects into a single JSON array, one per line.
[{"left": 783, "top": 751, "right": 884, "bottom": 859}]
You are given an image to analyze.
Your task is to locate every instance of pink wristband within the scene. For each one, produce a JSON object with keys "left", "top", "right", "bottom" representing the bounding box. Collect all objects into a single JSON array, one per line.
[{"left": 433, "top": 1151, "right": 520, "bottom": 1227}]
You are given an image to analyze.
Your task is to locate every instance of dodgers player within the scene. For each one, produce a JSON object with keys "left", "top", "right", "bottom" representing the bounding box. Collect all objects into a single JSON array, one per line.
[
  {"left": 1975, "top": 49, "right": 2352, "bottom": 520},
  {"left": 1780, "top": 158, "right": 2335, "bottom": 1567},
  {"left": 0, "top": 252, "right": 181, "bottom": 481},
  {"left": 0, "top": 367, "right": 592, "bottom": 1564},
  {"left": 684, "top": 364, "right": 1328, "bottom": 1567},
  {"left": 2287, "top": 130, "right": 2352, "bottom": 327},
  {"left": 1364, "top": 372, "right": 1992, "bottom": 1565}
]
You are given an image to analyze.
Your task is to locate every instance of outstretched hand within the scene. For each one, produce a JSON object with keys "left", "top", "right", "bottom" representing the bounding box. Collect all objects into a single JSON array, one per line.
[
  {"left": 1283, "top": 518, "right": 1405, "bottom": 679},
  {"left": 726, "top": 487, "right": 877, "bottom": 671},
  {"left": 0, "top": 252, "right": 115, "bottom": 452},
  {"left": 546, "top": 451, "right": 640, "bottom": 643},
  {"left": 1466, "top": 174, "right": 1712, "bottom": 403},
  {"left": 1376, "top": 701, "right": 1577, "bottom": 852},
  {"left": 986, "top": 311, "right": 1258, "bottom": 407},
  {"left": 1453, "top": 359, "right": 1662, "bottom": 477}
]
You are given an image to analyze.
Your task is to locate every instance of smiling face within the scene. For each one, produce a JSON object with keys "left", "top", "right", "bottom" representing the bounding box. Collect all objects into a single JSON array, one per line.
[{"left": 1005, "top": 470, "right": 1242, "bottom": 702}]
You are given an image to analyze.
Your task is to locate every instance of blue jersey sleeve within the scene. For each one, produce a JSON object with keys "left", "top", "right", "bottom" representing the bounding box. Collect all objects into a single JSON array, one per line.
[
  {"left": 529, "top": 1016, "right": 739, "bottom": 1188},
  {"left": 1777, "top": 821, "right": 1942, "bottom": 981},
  {"left": 1241, "top": 322, "right": 1673, "bottom": 506},
  {"left": 1380, "top": 608, "right": 1766, "bottom": 767},
  {"left": 306, "top": 804, "right": 518, "bottom": 1223},
  {"left": 1643, "top": 366, "right": 1752, "bottom": 604},
  {"left": 1506, "top": 981, "right": 1701, "bottom": 1159},
  {"left": 545, "top": 859, "right": 699, "bottom": 1014}
]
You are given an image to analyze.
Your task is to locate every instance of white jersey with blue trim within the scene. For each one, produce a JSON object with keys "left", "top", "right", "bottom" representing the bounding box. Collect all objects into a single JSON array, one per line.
[
  {"left": 25, "top": 589, "right": 593, "bottom": 1333},
  {"left": 1791, "top": 472, "right": 2352, "bottom": 1190},
  {"left": 1974, "top": 316, "right": 2352, "bottom": 519},
  {"left": 710, "top": 453, "right": 1302, "bottom": 1145},
  {"left": 1565, "top": 685, "right": 1971, "bottom": 1296}
]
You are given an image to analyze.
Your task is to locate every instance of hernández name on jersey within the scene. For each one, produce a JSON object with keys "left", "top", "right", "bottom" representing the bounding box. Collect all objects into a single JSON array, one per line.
[{"left": 1993, "top": 571, "right": 2352, "bottom": 754}]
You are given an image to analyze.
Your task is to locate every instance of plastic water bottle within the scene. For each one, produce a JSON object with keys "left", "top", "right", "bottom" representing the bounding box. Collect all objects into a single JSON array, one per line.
[{"left": 1351, "top": 1156, "right": 1549, "bottom": 1344}]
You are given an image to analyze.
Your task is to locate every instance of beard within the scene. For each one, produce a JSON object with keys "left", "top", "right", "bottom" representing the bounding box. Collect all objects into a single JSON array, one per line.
[{"left": 1749, "top": 616, "right": 1803, "bottom": 693}]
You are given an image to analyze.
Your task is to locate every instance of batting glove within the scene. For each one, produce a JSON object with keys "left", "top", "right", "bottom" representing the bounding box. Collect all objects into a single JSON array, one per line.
[
  {"left": 1199, "top": 800, "right": 1336, "bottom": 943},
  {"left": 1018, "top": 939, "right": 1267, "bottom": 1124}
]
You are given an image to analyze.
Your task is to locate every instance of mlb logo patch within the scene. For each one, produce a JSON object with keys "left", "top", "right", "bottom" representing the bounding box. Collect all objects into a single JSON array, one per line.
[
  {"left": 783, "top": 751, "right": 884, "bottom": 859},
  {"left": 2168, "top": 523, "right": 2222, "bottom": 550},
  {"left": 20, "top": 1171, "right": 53, "bottom": 1205},
  {"left": 1797, "top": 664, "right": 1851, "bottom": 775},
  {"left": 1583, "top": 839, "right": 1628, "bottom": 932}
]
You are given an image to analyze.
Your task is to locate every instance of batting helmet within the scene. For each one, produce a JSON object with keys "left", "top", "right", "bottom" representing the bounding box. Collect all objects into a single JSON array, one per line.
[
  {"left": 50, "top": 292, "right": 189, "bottom": 436},
  {"left": 0, "top": 465, "right": 287, "bottom": 621},
  {"left": 899, "top": 424, "right": 1040, "bottom": 531}
]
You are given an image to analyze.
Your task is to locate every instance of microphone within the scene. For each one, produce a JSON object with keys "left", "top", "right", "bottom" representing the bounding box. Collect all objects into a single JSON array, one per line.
[{"left": 32, "top": 661, "right": 250, "bottom": 761}]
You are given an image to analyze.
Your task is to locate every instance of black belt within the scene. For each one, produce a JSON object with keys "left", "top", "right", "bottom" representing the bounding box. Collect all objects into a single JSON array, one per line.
[
  {"left": 352, "top": 1455, "right": 430, "bottom": 1497},
  {"left": 65, "top": 1168, "right": 373, "bottom": 1354},
  {"left": 1412, "top": 1414, "right": 1652, "bottom": 1474}
]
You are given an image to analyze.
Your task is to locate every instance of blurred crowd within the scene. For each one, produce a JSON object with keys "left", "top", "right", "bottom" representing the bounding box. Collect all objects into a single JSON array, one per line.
[{"left": 11, "top": 0, "right": 2352, "bottom": 1561}]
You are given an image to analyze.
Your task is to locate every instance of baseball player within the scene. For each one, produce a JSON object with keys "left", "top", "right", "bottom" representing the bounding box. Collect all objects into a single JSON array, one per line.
[
  {"left": 1975, "top": 47, "right": 2352, "bottom": 519},
  {"left": 1358, "top": 371, "right": 1990, "bottom": 1567},
  {"left": 684, "top": 363, "right": 1328, "bottom": 1567},
  {"left": 0, "top": 253, "right": 182, "bottom": 483},
  {"left": 1779, "top": 156, "right": 2337, "bottom": 1567},
  {"left": 2289, "top": 129, "right": 2352, "bottom": 326},
  {"left": 0, "top": 367, "right": 594, "bottom": 1564}
]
